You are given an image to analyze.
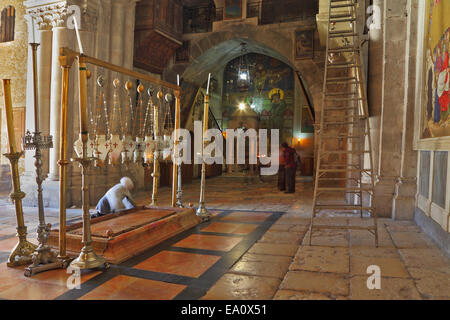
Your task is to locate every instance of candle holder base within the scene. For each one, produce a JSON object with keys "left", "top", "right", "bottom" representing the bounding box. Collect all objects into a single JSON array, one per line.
[
  {"left": 70, "top": 245, "right": 108, "bottom": 270},
  {"left": 24, "top": 256, "right": 70, "bottom": 277},
  {"left": 196, "top": 203, "right": 211, "bottom": 221},
  {"left": 6, "top": 238, "right": 37, "bottom": 267}
]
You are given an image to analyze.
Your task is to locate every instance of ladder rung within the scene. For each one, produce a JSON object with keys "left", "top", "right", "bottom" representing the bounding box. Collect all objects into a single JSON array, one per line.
[
  {"left": 328, "top": 47, "right": 358, "bottom": 53},
  {"left": 324, "top": 92, "right": 358, "bottom": 96},
  {"left": 330, "top": 14, "right": 354, "bottom": 19},
  {"left": 320, "top": 135, "right": 363, "bottom": 139},
  {"left": 324, "top": 107, "right": 358, "bottom": 111},
  {"left": 330, "top": 4, "right": 356, "bottom": 9},
  {"left": 325, "top": 97, "right": 364, "bottom": 101},
  {"left": 318, "top": 169, "right": 373, "bottom": 173},
  {"left": 317, "top": 187, "right": 373, "bottom": 192},
  {"left": 311, "top": 225, "right": 377, "bottom": 231},
  {"left": 321, "top": 150, "right": 370, "bottom": 154},
  {"left": 327, "top": 76, "right": 357, "bottom": 81},
  {"left": 327, "top": 80, "right": 362, "bottom": 85},
  {"left": 330, "top": 17, "right": 356, "bottom": 23},
  {"left": 327, "top": 64, "right": 360, "bottom": 69},
  {"left": 323, "top": 121, "right": 360, "bottom": 125},
  {"left": 329, "top": 33, "right": 358, "bottom": 39},
  {"left": 329, "top": 30, "right": 354, "bottom": 35},
  {"left": 315, "top": 205, "right": 373, "bottom": 211}
]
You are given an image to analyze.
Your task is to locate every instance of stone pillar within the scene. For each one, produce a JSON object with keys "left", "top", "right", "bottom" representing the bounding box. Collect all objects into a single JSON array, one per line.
[
  {"left": 48, "top": 26, "right": 69, "bottom": 181},
  {"left": 110, "top": 0, "right": 126, "bottom": 66},
  {"left": 373, "top": 0, "right": 409, "bottom": 218},
  {"left": 123, "top": 1, "right": 137, "bottom": 69},
  {"left": 392, "top": 0, "right": 419, "bottom": 220}
]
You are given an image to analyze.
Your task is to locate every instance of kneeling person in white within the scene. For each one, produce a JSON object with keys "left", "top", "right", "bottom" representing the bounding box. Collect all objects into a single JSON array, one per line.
[{"left": 94, "top": 177, "right": 137, "bottom": 217}]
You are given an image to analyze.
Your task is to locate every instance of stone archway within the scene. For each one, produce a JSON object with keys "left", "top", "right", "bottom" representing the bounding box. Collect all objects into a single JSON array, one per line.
[{"left": 165, "top": 21, "right": 325, "bottom": 115}]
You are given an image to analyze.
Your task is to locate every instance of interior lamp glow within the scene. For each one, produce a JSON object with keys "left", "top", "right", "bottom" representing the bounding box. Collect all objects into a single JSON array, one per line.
[
  {"left": 239, "top": 72, "right": 248, "bottom": 80},
  {"left": 239, "top": 103, "right": 246, "bottom": 110}
]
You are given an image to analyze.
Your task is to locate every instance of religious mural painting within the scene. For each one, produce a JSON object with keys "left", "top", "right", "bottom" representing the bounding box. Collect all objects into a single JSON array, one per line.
[
  {"left": 421, "top": 0, "right": 450, "bottom": 139},
  {"left": 222, "top": 53, "right": 295, "bottom": 143},
  {"left": 224, "top": 0, "right": 242, "bottom": 20},
  {"left": 294, "top": 29, "right": 314, "bottom": 60}
]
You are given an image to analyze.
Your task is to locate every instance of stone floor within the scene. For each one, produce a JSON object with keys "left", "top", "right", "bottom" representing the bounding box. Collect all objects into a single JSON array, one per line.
[{"left": 0, "top": 175, "right": 449, "bottom": 300}]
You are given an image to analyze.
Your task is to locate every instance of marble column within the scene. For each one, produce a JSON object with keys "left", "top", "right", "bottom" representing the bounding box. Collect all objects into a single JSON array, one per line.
[{"left": 48, "top": 26, "right": 69, "bottom": 181}]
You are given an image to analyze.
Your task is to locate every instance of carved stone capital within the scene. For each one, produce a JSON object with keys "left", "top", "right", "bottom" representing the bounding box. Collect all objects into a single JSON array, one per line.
[
  {"left": 26, "top": 2, "right": 69, "bottom": 30},
  {"left": 25, "top": 0, "right": 98, "bottom": 32}
]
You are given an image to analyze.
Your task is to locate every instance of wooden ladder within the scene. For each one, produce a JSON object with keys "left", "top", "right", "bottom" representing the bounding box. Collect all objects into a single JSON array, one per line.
[{"left": 309, "top": 0, "right": 378, "bottom": 247}]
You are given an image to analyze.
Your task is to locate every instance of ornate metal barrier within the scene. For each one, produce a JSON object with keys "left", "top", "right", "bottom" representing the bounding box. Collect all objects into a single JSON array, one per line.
[{"left": 58, "top": 47, "right": 182, "bottom": 270}]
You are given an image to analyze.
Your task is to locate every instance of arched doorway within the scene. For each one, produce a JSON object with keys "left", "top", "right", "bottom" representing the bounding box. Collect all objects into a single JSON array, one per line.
[{"left": 169, "top": 38, "right": 317, "bottom": 178}]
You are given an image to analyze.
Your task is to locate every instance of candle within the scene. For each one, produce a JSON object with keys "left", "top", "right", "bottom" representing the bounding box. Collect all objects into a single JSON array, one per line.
[
  {"left": 177, "top": 74, "right": 180, "bottom": 86},
  {"left": 206, "top": 73, "right": 211, "bottom": 95},
  {"left": 2, "top": 80, "right": 17, "bottom": 153},
  {"left": 73, "top": 16, "right": 84, "bottom": 54},
  {"left": 31, "top": 17, "right": 36, "bottom": 43}
]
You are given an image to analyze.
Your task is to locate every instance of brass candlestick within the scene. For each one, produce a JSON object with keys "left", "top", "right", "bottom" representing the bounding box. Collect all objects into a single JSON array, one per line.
[
  {"left": 2, "top": 79, "right": 37, "bottom": 267},
  {"left": 70, "top": 55, "right": 108, "bottom": 270},
  {"left": 196, "top": 93, "right": 211, "bottom": 221},
  {"left": 23, "top": 43, "right": 68, "bottom": 277},
  {"left": 172, "top": 89, "right": 183, "bottom": 208},
  {"left": 57, "top": 50, "right": 75, "bottom": 262},
  {"left": 151, "top": 91, "right": 162, "bottom": 207}
]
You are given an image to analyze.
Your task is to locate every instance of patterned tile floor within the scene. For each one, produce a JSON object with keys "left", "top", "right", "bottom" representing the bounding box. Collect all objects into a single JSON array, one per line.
[{"left": 0, "top": 175, "right": 449, "bottom": 300}]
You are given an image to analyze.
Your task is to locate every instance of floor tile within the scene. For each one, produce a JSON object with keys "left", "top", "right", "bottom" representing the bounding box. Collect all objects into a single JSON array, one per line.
[
  {"left": 390, "top": 232, "right": 436, "bottom": 249},
  {"left": 350, "top": 256, "right": 410, "bottom": 278},
  {"left": 248, "top": 243, "right": 298, "bottom": 257},
  {"left": 230, "top": 259, "right": 290, "bottom": 279},
  {"left": 238, "top": 253, "right": 292, "bottom": 264},
  {"left": 134, "top": 251, "right": 220, "bottom": 278},
  {"left": 173, "top": 234, "right": 242, "bottom": 252},
  {"left": 201, "top": 273, "right": 280, "bottom": 300},
  {"left": 280, "top": 271, "right": 349, "bottom": 297},
  {"left": 407, "top": 267, "right": 450, "bottom": 299},
  {"left": 398, "top": 248, "right": 450, "bottom": 269},
  {"left": 350, "top": 276, "right": 422, "bottom": 300},
  {"left": 80, "top": 275, "right": 186, "bottom": 300},
  {"left": 290, "top": 246, "right": 349, "bottom": 274},
  {"left": 259, "top": 231, "right": 305, "bottom": 244},
  {"left": 220, "top": 211, "right": 271, "bottom": 223},
  {"left": 273, "top": 290, "right": 334, "bottom": 300},
  {"left": 201, "top": 222, "right": 258, "bottom": 235}
]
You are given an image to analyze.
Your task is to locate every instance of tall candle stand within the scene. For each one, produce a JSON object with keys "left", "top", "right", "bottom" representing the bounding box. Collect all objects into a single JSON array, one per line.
[
  {"left": 2, "top": 79, "right": 37, "bottom": 267},
  {"left": 150, "top": 91, "right": 163, "bottom": 206},
  {"left": 196, "top": 74, "right": 212, "bottom": 220},
  {"left": 70, "top": 55, "right": 108, "bottom": 270},
  {"left": 23, "top": 43, "right": 67, "bottom": 277},
  {"left": 175, "top": 136, "right": 184, "bottom": 208}
]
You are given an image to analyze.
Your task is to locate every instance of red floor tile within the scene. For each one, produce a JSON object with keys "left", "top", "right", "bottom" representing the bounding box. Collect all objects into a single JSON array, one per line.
[
  {"left": 173, "top": 234, "right": 243, "bottom": 252},
  {"left": 220, "top": 211, "right": 271, "bottom": 223},
  {"left": 79, "top": 275, "right": 186, "bottom": 300},
  {"left": 134, "top": 251, "right": 220, "bottom": 278},
  {"left": 0, "top": 263, "right": 100, "bottom": 300},
  {"left": 202, "top": 222, "right": 258, "bottom": 235}
]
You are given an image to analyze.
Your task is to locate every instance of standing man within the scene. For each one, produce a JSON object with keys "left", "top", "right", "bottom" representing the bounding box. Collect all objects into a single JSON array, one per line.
[{"left": 282, "top": 142, "right": 297, "bottom": 194}]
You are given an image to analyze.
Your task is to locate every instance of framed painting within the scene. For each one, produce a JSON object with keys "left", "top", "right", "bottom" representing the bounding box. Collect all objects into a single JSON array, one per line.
[
  {"left": 224, "top": 0, "right": 242, "bottom": 20},
  {"left": 420, "top": 0, "right": 450, "bottom": 140},
  {"left": 295, "top": 29, "right": 314, "bottom": 60}
]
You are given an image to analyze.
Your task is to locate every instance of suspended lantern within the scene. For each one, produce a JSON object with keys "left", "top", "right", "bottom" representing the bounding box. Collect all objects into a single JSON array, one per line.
[{"left": 237, "top": 43, "right": 250, "bottom": 92}]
